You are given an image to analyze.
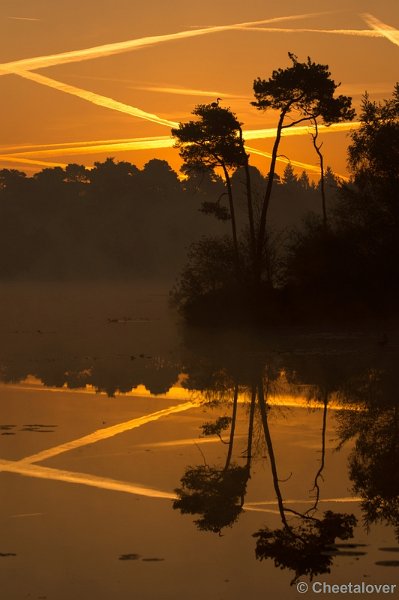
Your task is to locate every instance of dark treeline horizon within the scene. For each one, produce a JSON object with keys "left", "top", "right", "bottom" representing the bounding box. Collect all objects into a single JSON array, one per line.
[{"left": 0, "top": 157, "right": 338, "bottom": 281}]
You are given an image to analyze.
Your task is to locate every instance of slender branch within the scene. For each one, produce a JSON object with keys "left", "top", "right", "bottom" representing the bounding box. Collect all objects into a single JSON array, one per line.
[{"left": 311, "top": 118, "right": 328, "bottom": 229}]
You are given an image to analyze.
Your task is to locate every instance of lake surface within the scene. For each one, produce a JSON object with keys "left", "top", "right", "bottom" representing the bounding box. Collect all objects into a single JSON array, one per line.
[{"left": 0, "top": 283, "right": 398, "bottom": 599}]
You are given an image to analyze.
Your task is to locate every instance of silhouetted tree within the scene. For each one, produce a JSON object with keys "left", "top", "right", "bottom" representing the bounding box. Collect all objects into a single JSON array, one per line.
[
  {"left": 252, "top": 53, "right": 354, "bottom": 278},
  {"left": 172, "top": 103, "right": 255, "bottom": 279},
  {"left": 281, "top": 162, "right": 298, "bottom": 187}
]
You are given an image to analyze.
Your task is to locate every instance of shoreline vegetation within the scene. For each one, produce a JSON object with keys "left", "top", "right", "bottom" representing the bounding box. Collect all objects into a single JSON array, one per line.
[
  {"left": 1, "top": 55, "right": 398, "bottom": 327},
  {"left": 170, "top": 56, "right": 398, "bottom": 326}
]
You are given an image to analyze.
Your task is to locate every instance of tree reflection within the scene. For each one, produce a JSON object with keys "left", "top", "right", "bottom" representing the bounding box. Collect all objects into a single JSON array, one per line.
[
  {"left": 174, "top": 382, "right": 251, "bottom": 533},
  {"left": 173, "top": 345, "right": 358, "bottom": 580},
  {"left": 335, "top": 364, "right": 399, "bottom": 539},
  {"left": 254, "top": 510, "right": 356, "bottom": 583},
  {"left": 173, "top": 464, "right": 248, "bottom": 533},
  {"left": 254, "top": 377, "right": 356, "bottom": 584}
]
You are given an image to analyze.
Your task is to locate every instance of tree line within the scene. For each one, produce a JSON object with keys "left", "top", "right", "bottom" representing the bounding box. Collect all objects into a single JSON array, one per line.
[{"left": 0, "top": 155, "right": 334, "bottom": 280}]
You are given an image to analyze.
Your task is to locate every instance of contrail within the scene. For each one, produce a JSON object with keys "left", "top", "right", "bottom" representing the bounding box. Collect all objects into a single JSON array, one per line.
[
  {"left": 13, "top": 70, "right": 179, "bottom": 127},
  {"left": 7, "top": 16, "right": 41, "bottom": 21},
  {"left": 237, "top": 26, "right": 383, "bottom": 38},
  {"left": 245, "top": 145, "right": 322, "bottom": 174},
  {"left": 1, "top": 122, "right": 359, "bottom": 159},
  {"left": 132, "top": 84, "right": 244, "bottom": 99},
  {"left": 0, "top": 154, "right": 68, "bottom": 168},
  {"left": 245, "top": 145, "right": 349, "bottom": 180},
  {"left": 245, "top": 122, "right": 360, "bottom": 140},
  {"left": 3, "top": 137, "right": 175, "bottom": 158},
  {"left": 0, "top": 12, "right": 328, "bottom": 76},
  {"left": 362, "top": 13, "right": 399, "bottom": 47}
]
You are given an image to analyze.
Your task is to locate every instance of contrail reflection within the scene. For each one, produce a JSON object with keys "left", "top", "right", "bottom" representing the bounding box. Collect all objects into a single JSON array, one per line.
[
  {"left": 21, "top": 400, "right": 198, "bottom": 465},
  {"left": 0, "top": 459, "right": 175, "bottom": 499}
]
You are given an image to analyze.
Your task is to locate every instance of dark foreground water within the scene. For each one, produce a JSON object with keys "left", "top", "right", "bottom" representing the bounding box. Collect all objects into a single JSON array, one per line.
[{"left": 0, "top": 283, "right": 398, "bottom": 599}]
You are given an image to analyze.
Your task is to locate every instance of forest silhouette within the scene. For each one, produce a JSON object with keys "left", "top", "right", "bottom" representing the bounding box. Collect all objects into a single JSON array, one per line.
[
  {"left": 0, "top": 157, "right": 332, "bottom": 281},
  {"left": 1, "top": 54, "right": 398, "bottom": 325}
]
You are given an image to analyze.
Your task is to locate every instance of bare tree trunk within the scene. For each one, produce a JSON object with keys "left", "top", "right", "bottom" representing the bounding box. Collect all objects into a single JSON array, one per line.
[
  {"left": 239, "top": 126, "right": 256, "bottom": 276},
  {"left": 311, "top": 119, "right": 328, "bottom": 230},
  {"left": 221, "top": 164, "right": 241, "bottom": 280},
  {"left": 256, "top": 109, "right": 287, "bottom": 284}
]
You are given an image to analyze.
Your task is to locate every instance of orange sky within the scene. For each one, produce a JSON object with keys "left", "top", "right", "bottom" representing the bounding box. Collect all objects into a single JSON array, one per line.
[{"left": 0, "top": 1, "right": 398, "bottom": 178}]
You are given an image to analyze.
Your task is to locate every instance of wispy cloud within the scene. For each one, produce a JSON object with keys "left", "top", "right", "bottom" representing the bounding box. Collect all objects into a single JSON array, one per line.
[
  {"left": 0, "top": 12, "right": 328, "bottom": 76},
  {"left": 362, "top": 13, "right": 399, "bottom": 47}
]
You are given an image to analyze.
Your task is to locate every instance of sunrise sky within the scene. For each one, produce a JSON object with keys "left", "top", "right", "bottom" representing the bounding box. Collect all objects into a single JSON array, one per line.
[{"left": 1, "top": 0, "right": 398, "bottom": 178}]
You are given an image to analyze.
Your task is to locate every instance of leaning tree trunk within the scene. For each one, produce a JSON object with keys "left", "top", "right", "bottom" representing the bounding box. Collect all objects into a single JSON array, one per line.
[
  {"left": 238, "top": 126, "right": 257, "bottom": 276},
  {"left": 257, "top": 378, "right": 290, "bottom": 529},
  {"left": 255, "top": 109, "right": 287, "bottom": 284},
  {"left": 221, "top": 164, "right": 241, "bottom": 281}
]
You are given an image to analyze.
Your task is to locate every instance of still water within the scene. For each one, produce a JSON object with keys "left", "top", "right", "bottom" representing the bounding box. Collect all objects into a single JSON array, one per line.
[{"left": 0, "top": 283, "right": 398, "bottom": 599}]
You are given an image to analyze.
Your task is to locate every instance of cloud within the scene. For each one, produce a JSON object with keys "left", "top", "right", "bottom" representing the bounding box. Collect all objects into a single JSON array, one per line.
[
  {"left": 362, "top": 13, "right": 399, "bottom": 47},
  {"left": 0, "top": 12, "right": 328, "bottom": 75}
]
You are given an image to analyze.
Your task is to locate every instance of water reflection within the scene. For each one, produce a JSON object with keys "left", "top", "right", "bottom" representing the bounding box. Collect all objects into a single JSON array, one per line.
[
  {"left": 172, "top": 327, "right": 399, "bottom": 582},
  {"left": 173, "top": 373, "right": 358, "bottom": 583},
  {"left": 0, "top": 287, "right": 398, "bottom": 587}
]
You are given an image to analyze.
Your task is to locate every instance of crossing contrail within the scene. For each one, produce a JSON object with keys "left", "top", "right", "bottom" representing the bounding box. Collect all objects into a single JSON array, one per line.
[
  {"left": 20, "top": 400, "right": 198, "bottom": 465},
  {"left": 1, "top": 122, "right": 360, "bottom": 160},
  {"left": 0, "top": 12, "right": 326, "bottom": 76},
  {"left": 362, "top": 13, "right": 399, "bottom": 47}
]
